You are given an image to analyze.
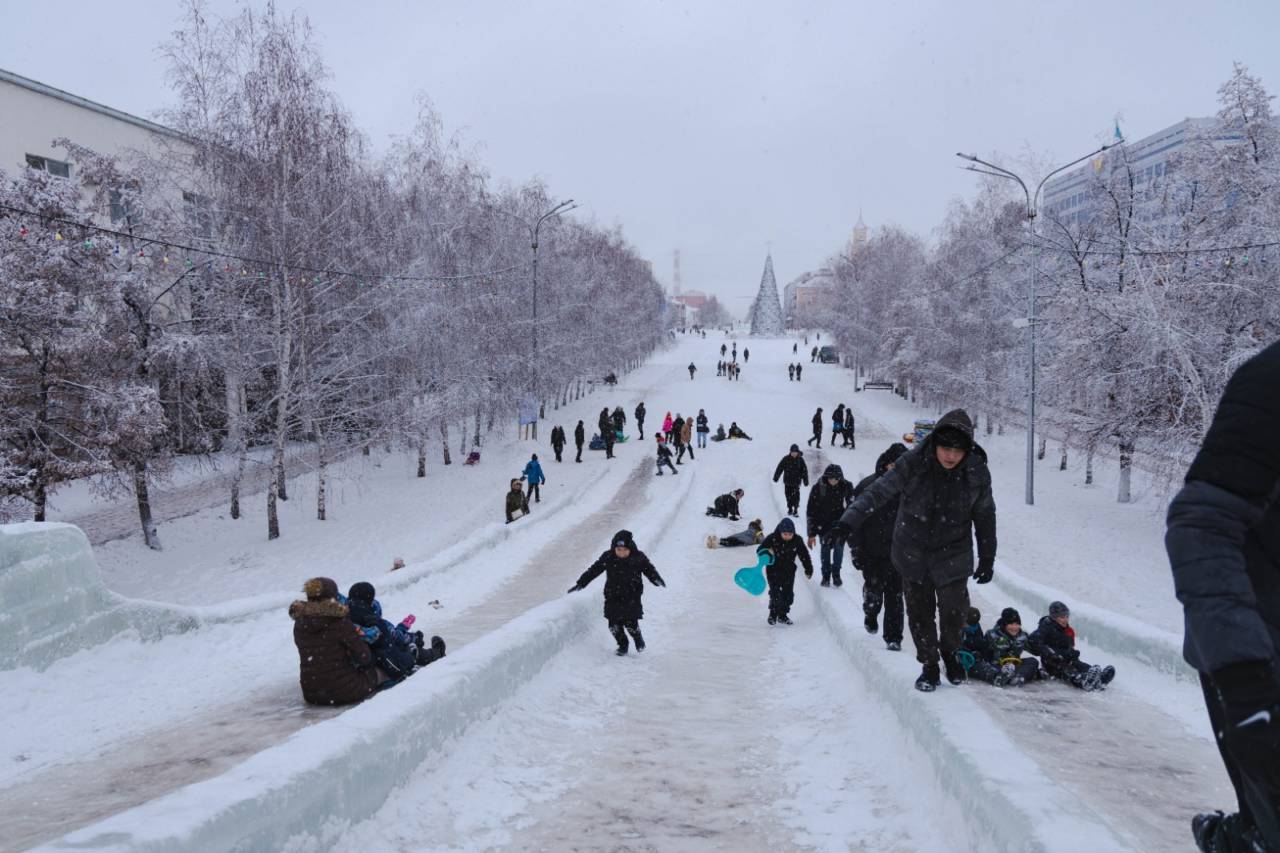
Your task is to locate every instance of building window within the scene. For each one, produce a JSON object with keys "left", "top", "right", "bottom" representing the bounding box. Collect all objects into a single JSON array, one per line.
[{"left": 26, "top": 153, "right": 71, "bottom": 178}]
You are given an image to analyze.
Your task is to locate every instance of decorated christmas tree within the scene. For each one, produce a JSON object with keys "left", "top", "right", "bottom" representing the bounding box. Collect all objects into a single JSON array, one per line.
[{"left": 748, "top": 253, "right": 786, "bottom": 336}]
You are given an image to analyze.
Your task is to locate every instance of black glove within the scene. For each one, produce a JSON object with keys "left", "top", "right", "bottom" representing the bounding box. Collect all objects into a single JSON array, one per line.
[
  {"left": 973, "top": 563, "right": 994, "bottom": 584},
  {"left": 654, "top": 579, "right": 666, "bottom": 587},
  {"left": 566, "top": 584, "right": 581, "bottom": 594}
]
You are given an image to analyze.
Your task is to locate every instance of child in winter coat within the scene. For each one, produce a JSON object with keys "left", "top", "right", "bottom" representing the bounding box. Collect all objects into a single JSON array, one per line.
[
  {"left": 662, "top": 411, "right": 674, "bottom": 441},
  {"left": 758, "top": 517, "right": 814, "bottom": 625},
  {"left": 568, "top": 529, "right": 666, "bottom": 655},
  {"left": 706, "top": 488, "right": 745, "bottom": 520},
  {"left": 505, "top": 478, "right": 530, "bottom": 523},
  {"left": 711, "top": 424, "right": 728, "bottom": 442},
  {"left": 522, "top": 454, "right": 546, "bottom": 503},
  {"left": 1029, "top": 601, "right": 1116, "bottom": 691},
  {"left": 708, "top": 519, "right": 764, "bottom": 548},
  {"left": 970, "top": 607, "right": 1041, "bottom": 688},
  {"left": 345, "top": 581, "right": 445, "bottom": 683},
  {"left": 655, "top": 435, "right": 678, "bottom": 476},
  {"left": 727, "top": 422, "right": 752, "bottom": 440}
]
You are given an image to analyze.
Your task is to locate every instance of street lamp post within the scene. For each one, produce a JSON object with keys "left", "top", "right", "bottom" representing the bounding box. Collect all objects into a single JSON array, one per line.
[{"left": 956, "top": 141, "right": 1119, "bottom": 506}]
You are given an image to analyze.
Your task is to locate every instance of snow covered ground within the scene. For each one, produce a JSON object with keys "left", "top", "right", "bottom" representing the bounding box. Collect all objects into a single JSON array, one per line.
[{"left": 5, "top": 334, "right": 1234, "bottom": 851}]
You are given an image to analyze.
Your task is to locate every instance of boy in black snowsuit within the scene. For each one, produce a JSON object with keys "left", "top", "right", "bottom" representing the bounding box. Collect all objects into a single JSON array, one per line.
[
  {"left": 1029, "top": 601, "right": 1116, "bottom": 691},
  {"left": 788, "top": 364, "right": 795, "bottom": 381},
  {"left": 655, "top": 435, "right": 678, "bottom": 476},
  {"left": 759, "top": 517, "right": 814, "bottom": 625},
  {"left": 568, "top": 529, "right": 666, "bottom": 655},
  {"left": 706, "top": 488, "right": 744, "bottom": 520},
  {"left": 971, "top": 607, "right": 1041, "bottom": 688},
  {"left": 851, "top": 443, "right": 909, "bottom": 650},
  {"left": 807, "top": 408, "right": 823, "bottom": 447},
  {"left": 550, "top": 425, "right": 566, "bottom": 462},
  {"left": 772, "top": 444, "right": 809, "bottom": 516},
  {"left": 806, "top": 463, "right": 855, "bottom": 587}
]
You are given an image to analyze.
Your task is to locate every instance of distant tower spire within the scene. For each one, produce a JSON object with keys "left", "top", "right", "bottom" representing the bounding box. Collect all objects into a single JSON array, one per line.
[{"left": 851, "top": 210, "right": 869, "bottom": 253}]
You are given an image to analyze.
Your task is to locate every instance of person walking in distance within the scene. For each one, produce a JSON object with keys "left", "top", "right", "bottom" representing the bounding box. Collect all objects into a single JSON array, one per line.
[
  {"left": 1166, "top": 340, "right": 1280, "bottom": 852},
  {"left": 851, "top": 443, "right": 909, "bottom": 650},
  {"left": 773, "top": 444, "right": 809, "bottom": 517},
  {"left": 655, "top": 435, "right": 678, "bottom": 476},
  {"left": 843, "top": 406, "right": 856, "bottom": 448},
  {"left": 568, "top": 530, "right": 666, "bottom": 656},
  {"left": 793, "top": 342, "right": 798, "bottom": 354},
  {"left": 832, "top": 410, "right": 996, "bottom": 693},
  {"left": 832, "top": 404, "right": 846, "bottom": 448},
  {"left": 671, "top": 413, "right": 686, "bottom": 464},
  {"left": 522, "top": 454, "right": 546, "bottom": 503},
  {"left": 598, "top": 408, "right": 615, "bottom": 459},
  {"left": 788, "top": 364, "right": 795, "bottom": 381},
  {"left": 743, "top": 347, "right": 750, "bottom": 363},
  {"left": 635, "top": 401, "right": 646, "bottom": 440},
  {"left": 811, "top": 345, "right": 818, "bottom": 363},
  {"left": 550, "top": 425, "right": 566, "bottom": 463},
  {"left": 688, "top": 362, "right": 697, "bottom": 380},
  {"left": 759, "top": 518, "right": 813, "bottom": 625},
  {"left": 806, "top": 463, "right": 855, "bottom": 587},
  {"left": 807, "top": 407, "right": 823, "bottom": 448},
  {"left": 720, "top": 343, "right": 727, "bottom": 358},
  {"left": 695, "top": 408, "right": 709, "bottom": 449},
  {"left": 574, "top": 420, "right": 585, "bottom": 463},
  {"left": 795, "top": 362, "right": 802, "bottom": 381},
  {"left": 679, "top": 414, "right": 695, "bottom": 462}
]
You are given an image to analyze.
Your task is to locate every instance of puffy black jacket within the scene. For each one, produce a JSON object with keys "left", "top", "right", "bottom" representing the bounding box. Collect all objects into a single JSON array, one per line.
[
  {"left": 1029, "top": 616, "right": 1080, "bottom": 663},
  {"left": 758, "top": 529, "right": 813, "bottom": 575},
  {"left": 1167, "top": 340, "right": 1280, "bottom": 674},
  {"left": 574, "top": 422, "right": 585, "bottom": 446},
  {"left": 811, "top": 410, "right": 823, "bottom": 435},
  {"left": 574, "top": 531, "right": 665, "bottom": 623},
  {"left": 851, "top": 444, "right": 909, "bottom": 567},
  {"left": 550, "top": 426, "right": 566, "bottom": 448},
  {"left": 635, "top": 403, "right": 646, "bottom": 425},
  {"left": 806, "top": 464, "right": 855, "bottom": 538},
  {"left": 773, "top": 451, "right": 809, "bottom": 486},
  {"left": 696, "top": 413, "right": 709, "bottom": 433},
  {"left": 837, "top": 409, "right": 997, "bottom": 586},
  {"left": 712, "top": 492, "right": 741, "bottom": 518}
]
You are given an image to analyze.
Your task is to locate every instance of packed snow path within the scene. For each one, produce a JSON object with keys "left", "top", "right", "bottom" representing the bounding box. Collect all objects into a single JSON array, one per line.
[{"left": 8, "top": 334, "right": 1236, "bottom": 850}]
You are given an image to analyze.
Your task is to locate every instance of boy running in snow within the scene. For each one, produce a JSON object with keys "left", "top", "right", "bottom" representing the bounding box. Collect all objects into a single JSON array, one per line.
[
  {"left": 1029, "top": 601, "right": 1116, "bottom": 691},
  {"left": 522, "top": 454, "right": 546, "bottom": 503},
  {"left": 970, "top": 607, "right": 1041, "bottom": 688},
  {"left": 568, "top": 529, "right": 666, "bottom": 655},
  {"left": 759, "top": 517, "right": 813, "bottom": 625},
  {"left": 655, "top": 435, "right": 678, "bottom": 476},
  {"left": 505, "top": 478, "right": 529, "bottom": 523},
  {"left": 708, "top": 519, "right": 764, "bottom": 548},
  {"left": 706, "top": 488, "right": 745, "bottom": 520}
]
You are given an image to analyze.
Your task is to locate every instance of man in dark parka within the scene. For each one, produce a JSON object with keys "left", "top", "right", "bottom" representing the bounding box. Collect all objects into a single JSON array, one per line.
[
  {"left": 806, "top": 463, "right": 855, "bottom": 587},
  {"left": 569, "top": 529, "right": 666, "bottom": 655},
  {"left": 635, "top": 402, "right": 646, "bottom": 440},
  {"left": 773, "top": 444, "right": 810, "bottom": 516},
  {"left": 834, "top": 409, "right": 996, "bottom": 693},
  {"left": 598, "top": 408, "right": 615, "bottom": 459},
  {"left": 1166, "top": 340, "right": 1280, "bottom": 852},
  {"left": 574, "top": 420, "right": 585, "bottom": 463},
  {"left": 550, "top": 425, "right": 566, "bottom": 463}
]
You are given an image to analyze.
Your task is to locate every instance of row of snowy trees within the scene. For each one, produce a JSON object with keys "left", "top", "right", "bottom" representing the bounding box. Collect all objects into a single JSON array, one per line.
[
  {"left": 0, "top": 3, "right": 665, "bottom": 542},
  {"left": 802, "top": 64, "right": 1279, "bottom": 501}
]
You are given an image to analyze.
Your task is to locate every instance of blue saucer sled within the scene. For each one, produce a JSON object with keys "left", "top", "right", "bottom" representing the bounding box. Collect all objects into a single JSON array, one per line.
[{"left": 734, "top": 550, "right": 773, "bottom": 596}]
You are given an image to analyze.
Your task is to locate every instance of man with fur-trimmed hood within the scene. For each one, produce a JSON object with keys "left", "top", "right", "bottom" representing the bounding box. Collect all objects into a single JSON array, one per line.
[{"left": 834, "top": 410, "right": 997, "bottom": 693}]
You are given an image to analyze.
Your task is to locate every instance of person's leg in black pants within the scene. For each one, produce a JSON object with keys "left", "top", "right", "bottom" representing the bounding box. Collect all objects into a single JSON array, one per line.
[
  {"left": 906, "top": 578, "right": 941, "bottom": 673},
  {"left": 575, "top": 443, "right": 583, "bottom": 462}
]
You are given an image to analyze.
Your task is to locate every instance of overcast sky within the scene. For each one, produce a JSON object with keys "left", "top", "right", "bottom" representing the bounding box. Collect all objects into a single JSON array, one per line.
[{"left": 3, "top": 1, "right": 1278, "bottom": 310}]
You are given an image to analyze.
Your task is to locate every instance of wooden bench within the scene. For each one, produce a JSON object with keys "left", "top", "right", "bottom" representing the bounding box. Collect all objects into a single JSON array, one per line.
[{"left": 862, "top": 380, "right": 895, "bottom": 391}]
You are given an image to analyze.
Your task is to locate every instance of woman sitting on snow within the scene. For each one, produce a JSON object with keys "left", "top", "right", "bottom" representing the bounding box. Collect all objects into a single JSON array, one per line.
[
  {"left": 727, "top": 422, "right": 753, "bottom": 440},
  {"left": 289, "top": 577, "right": 383, "bottom": 706}
]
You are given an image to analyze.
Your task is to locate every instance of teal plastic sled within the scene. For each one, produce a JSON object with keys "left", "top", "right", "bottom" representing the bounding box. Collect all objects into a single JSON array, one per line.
[{"left": 734, "top": 550, "right": 774, "bottom": 596}]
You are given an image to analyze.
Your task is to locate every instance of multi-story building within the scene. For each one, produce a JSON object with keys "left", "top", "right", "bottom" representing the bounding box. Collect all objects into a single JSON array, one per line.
[{"left": 782, "top": 270, "right": 834, "bottom": 326}]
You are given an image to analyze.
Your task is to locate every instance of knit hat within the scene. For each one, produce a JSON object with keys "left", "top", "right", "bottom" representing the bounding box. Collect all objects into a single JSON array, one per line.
[
  {"left": 531, "top": 453, "right": 538, "bottom": 461},
  {"left": 775, "top": 517, "right": 796, "bottom": 535},
  {"left": 999, "top": 607, "right": 1022, "bottom": 626},
  {"left": 790, "top": 443, "right": 801, "bottom": 454},
  {"left": 303, "top": 577, "right": 339, "bottom": 602},
  {"left": 933, "top": 427, "right": 972, "bottom": 451},
  {"left": 966, "top": 607, "right": 981, "bottom": 627},
  {"left": 1049, "top": 601, "right": 1071, "bottom": 618},
  {"left": 612, "top": 529, "right": 636, "bottom": 550},
  {"left": 348, "top": 582, "right": 376, "bottom": 605}
]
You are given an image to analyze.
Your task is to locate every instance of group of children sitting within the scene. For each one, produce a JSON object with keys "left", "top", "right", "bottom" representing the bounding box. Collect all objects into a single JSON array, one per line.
[
  {"left": 342, "top": 581, "right": 447, "bottom": 685},
  {"left": 959, "top": 602, "right": 1116, "bottom": 691}
]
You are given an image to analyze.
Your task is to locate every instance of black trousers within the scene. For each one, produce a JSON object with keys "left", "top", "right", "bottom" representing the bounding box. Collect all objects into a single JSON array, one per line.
[
  {"left": 604, "top": 438, "right": 614, "bottom": 459},
  {"left": 807, "top": 431, "right": 821, "bottom": 447},
  {"left": 767, "top": 567, "right": 796, "bottom": 617},
  {"left": 609, "top": 621, "right": 643, "bottom": 651},
  {"left": 1201, "top": 673, "right": 1280, "bottom": 845},
  {"left": 905, "top": 576, "right": 970, "bottom": 669},
  {"left": 656, "top": 457, "right": 677, "bottom": 474},
  {"left": 862, "top": 559, "right": 904, "bottom": 644},
  {"left": 783, "top": 481, "right": 801, "bottom": 512},
  {"left": 637, "top": 421, "right": 644, "bottom": 439},
  {"left": 575, "top": 442, "right": 583, "bottom": 462},
  {"left": 552, "top": 444, "right": 564, "bottom": 462},
  {"left": 527, "top": 482, "right": 541, "bottom": 502},
  {"left": 677, "top": 442, "right": 693, "bottom": 462}
]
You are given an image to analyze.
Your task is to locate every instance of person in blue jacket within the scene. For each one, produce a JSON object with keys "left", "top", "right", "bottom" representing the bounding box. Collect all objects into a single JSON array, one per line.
[{"left": 522, "top": 454, "right": 546, "bottom": 503}]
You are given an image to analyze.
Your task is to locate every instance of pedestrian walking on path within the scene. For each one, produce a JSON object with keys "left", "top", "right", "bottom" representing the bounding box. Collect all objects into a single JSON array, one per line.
[
  {"left": 759, "top": 518, "right": 813, "bottom": 625},
  {"left": 522, "top": 454, "right": 545, "bottom": 503},
  {"left": 550, "top": 426, "right": 566, "bottom": 462},
  {"left": 568, "top": 530, "right": 666, "bottom": 656},
  {"left": 851, "top": 443, "right": 909, "bottom": 650},
  {"left": 806, "top": 463, "right": 854, "bottom": 587},
  {"left": 807, "top": 407, "right": 823, "bottom": 447},
  {"left": 772, "top": 444, "right": 809, "bottom": 516}
]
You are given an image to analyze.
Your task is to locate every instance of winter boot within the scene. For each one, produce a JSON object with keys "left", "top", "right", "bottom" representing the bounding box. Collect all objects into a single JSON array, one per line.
[
  {"left": 431, "top": 636, "right": 446, "bottom": 657},
  {"left": 777, "top": 614, "right": 793, "bottom": 625},
  {"left": 609, "top": 623, "right": 629, "bottom": 655},
  {"left": 915, "top": 665, "right": 940, "bottom": 693},
  {"left": 768, "top": 613, "right": 777, "bottom": 625},
  {"left": 706, "top": 534, "right": 718, "bottom": 549},
  {"left": 1080, "top": 665, "right": 1104, "bottom": 692},
  {"left": 885, "top": 640, "right": 902, "bottom": 651},
  {"left": 1100, "top": 665, "right": 1116, "bottom": 685},
  {"left": 630, "top": 628, "right": 645, "bottom": 653},
  {"left": 1192, "top": 810, "right": 1265, "bottom": 853},
  {"left": 832, "top": 572, "right": 843, "bottom": 588},
  {"left": 864, "top": 613, "right": 878, "bottom": 634},
  {"left": 820, "top": 575, "right": 831, "bottom": 588},
  {"left": 944, "top": 653, "right": 968, "bottom": 686},
  {"left": 993, "top": 662, "right": 1017, "bottom": 688}
]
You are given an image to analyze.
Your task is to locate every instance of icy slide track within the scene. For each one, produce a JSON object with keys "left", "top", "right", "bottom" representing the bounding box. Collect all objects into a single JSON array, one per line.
[{"left": 15, "top": 336, "right": 1234, "bottom": 850}]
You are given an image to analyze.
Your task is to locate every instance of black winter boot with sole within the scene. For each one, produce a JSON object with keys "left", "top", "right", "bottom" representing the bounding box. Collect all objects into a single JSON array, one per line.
[
  {"left": 864, "top": 614, "right": 878, "bottom": 634},
  {"left": 915, "top": 665, "right": 940, "bottom": 692},
  {"left": 944, "top": 653, "right": 967, "bottom": 686}
]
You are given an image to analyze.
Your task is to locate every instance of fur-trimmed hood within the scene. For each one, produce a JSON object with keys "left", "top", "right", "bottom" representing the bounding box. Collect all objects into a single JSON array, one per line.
[{"left": 289, "top": 599, "right": 349, "bottom": 622}]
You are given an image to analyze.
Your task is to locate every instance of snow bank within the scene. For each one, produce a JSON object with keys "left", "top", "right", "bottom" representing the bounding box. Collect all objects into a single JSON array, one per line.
[
  {"left": 0, "top": 523, "right": 198, "bottom": 671},
  {"left": 41, "top": 456, "right": 696, "bottom": 852},
  {"left": 805, "top": 584, "right": 1135, "bottom": 853},
  {"left": 988, "top": 559, "right": 1193, "bottom": 680}
]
